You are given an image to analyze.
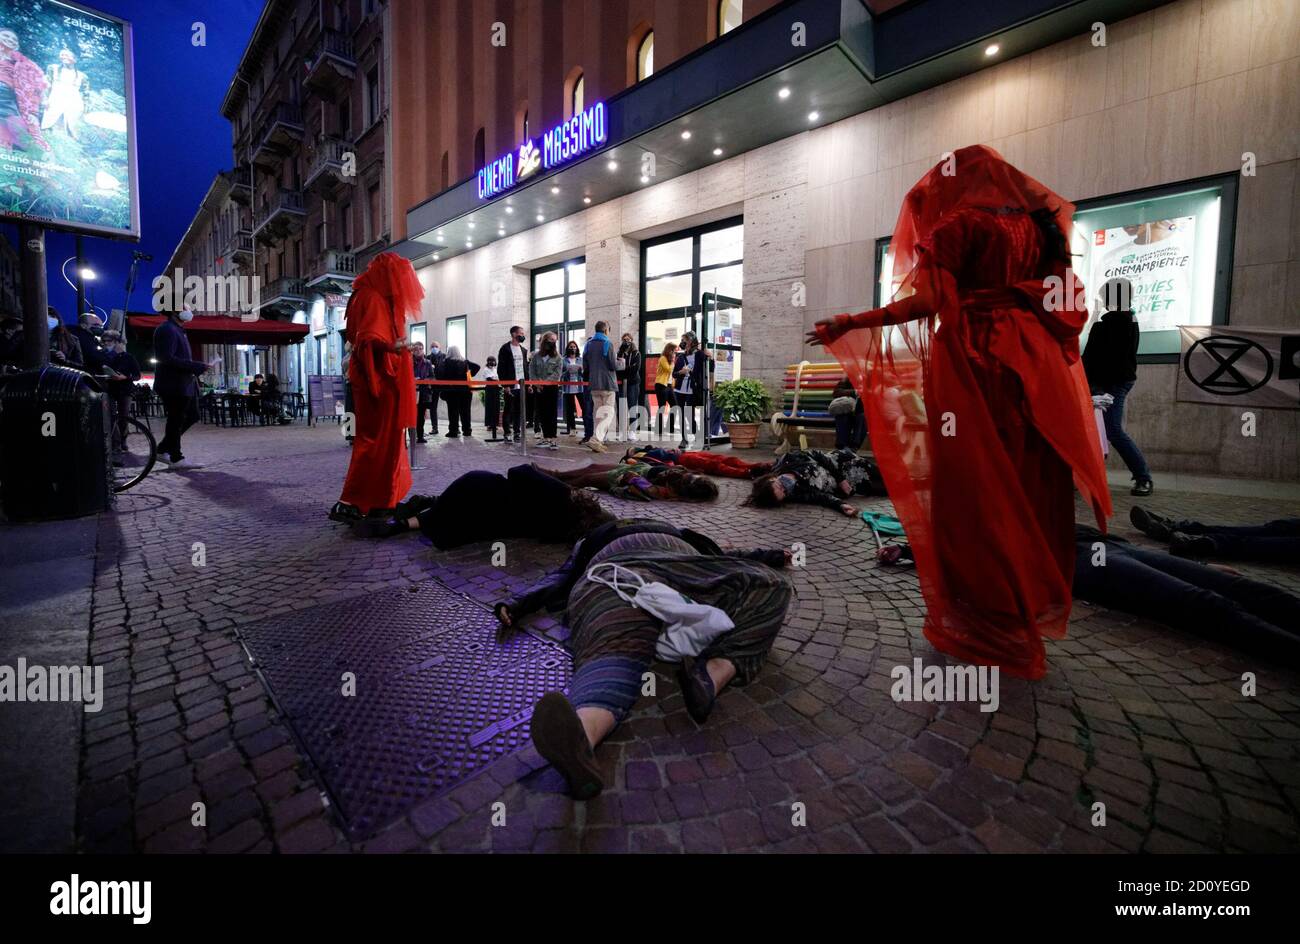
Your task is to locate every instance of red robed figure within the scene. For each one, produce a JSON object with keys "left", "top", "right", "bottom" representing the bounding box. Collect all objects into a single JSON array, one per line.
[
  {"left": 338, "top": 252, "right": 423, "bottom": 514},
  {"left": 812, "top": 145, "right": 1111, "bottom": 680}
]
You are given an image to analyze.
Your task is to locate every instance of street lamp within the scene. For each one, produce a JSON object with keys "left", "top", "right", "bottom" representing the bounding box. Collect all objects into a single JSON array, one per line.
[{"left": 60, "top": 256, "right": 96, "bottom": 290}]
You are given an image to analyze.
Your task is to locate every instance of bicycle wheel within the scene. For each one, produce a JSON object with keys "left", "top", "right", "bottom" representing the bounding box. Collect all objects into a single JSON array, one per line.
[{"left": 111, "top": 415, "right": 158, "bottom": 492}]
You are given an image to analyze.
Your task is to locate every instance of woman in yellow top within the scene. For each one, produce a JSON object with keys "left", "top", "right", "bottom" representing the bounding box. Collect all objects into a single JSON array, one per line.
[{"left": 653, "top": 341, "right": 678, "bottom": 439}]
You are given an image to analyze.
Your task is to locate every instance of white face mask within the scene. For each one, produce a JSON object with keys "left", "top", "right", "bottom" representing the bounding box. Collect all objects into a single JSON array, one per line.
[
  {"left": 178, "top": 309, "right": 194, "bottom": 322},
  {"left": 585, "top": 562, "right": 734, "bottom": 663},
  {"left": 47, "top": 315, "right": 58, "bottom": 330}
]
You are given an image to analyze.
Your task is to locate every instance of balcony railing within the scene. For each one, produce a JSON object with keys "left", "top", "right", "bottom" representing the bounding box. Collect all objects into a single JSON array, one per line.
[
  {"left": 305, "top": 136, "right": 354, "bottom": 194},
  {"left": 307, "top": 248, "right": 357, "bottom": 287},
  {"left": 226, "top": 230, "right": 254, "bottom": 263},
  {"left": 261, "top": 276, "right": 307, "bottom": 304},
  {"left": 253, "top": 188, "right": 305, "bottom": 240},
  {"left": 305, "top": 29, "right": 357, "bottom": 98}
]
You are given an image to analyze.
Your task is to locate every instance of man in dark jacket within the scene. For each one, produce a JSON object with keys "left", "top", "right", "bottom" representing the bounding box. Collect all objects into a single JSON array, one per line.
[
  {"left": 153, "top": 306, "right": 211, "bottom": 468},
  {"left": 496, "top": 326, "right": 529, "bottom": 442},
  {"left": 71, "top": 312, "right": 107, "bottom": 374},
  {"left": 411, "top": 341, "right": 436, "bottom": 441},
  {"left": 1082, "top": 277, "right": 1153, "bottom": 496}
]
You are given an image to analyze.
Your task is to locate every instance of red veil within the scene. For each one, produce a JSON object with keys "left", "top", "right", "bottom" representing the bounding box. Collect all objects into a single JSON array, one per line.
[
  {"left": 816, "top": 145, "right": 1110, "bottom": 679},
  {"left": 339, "top": 252, "right": 423, "bottom": 513}
]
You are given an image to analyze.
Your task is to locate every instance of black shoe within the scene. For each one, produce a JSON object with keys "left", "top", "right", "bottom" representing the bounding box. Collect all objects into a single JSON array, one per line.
[
  {"left": 416, "top": 437, "right": 428, "bottom": 444},
  {"left": 356, "top": 517, "right": 411, "bottom": 539},
  {"left": 328, "top": 501, "right": 363, "bottom": 523},
  {"left": 393, "top": 493, "right": 437, "bottom": 519},
  {"left": 1170, "top": 531, "right": 1215, "bottom": 559},
  {"left": 677, "top": 657, "right": 717, "bottom": 725},
  {"left": 1129, "top": 505, "right": 1176, "bottom": 541},
  {"left": 1131, "top": 479, "right": 1154, "bottom": 497},
  {"left": 578, "top": 437, "right": 590, "bottom": 445},
  {"left": 530, "top": 692, "right": 604, "bottom": 800},
  {"left": 445, "top": 433, "right": 459, "bottom": 439}
]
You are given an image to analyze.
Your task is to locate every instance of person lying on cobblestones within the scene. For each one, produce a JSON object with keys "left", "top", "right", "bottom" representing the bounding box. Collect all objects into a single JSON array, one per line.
[
  {"left": 359, "top": 462, "right": 613, "bottom": 546},
  {"left": 493, "top": 518, "right": 789, "bottom": 635},
  {"left": 622, "top": 445, "right": 773, "bottom": 479},
  {"left": 542, "top": 460, "right": 719, "bottom": 502},
  {"left": 526, "top": 528, "right": 794, "bottom": 799},
  {"left": 1129, "top": 507, "right": 1300, "bottom": 565},
  {"left": 747, "top": 447, "right": 885, "bottom": 515},
  {"left": 1074, "top": 524, "right": 1300, "bottom": 663}
]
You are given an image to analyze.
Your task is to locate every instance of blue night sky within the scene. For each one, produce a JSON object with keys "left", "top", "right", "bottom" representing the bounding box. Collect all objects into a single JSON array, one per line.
[{"left": 2, "top": 0, "right": 261, "bottom": 322}]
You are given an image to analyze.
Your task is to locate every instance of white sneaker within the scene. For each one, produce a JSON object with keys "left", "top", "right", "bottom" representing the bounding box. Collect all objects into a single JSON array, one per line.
[{"left": 628, "top": 431, "right": 639, "bottom": 442}]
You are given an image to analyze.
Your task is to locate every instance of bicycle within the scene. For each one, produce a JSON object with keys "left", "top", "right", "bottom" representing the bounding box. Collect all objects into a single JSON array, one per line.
[{"left": 101, "top": 375, "right": 157, "bottom": 492}]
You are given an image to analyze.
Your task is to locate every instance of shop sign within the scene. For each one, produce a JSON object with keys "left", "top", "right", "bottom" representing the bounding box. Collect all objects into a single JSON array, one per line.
[{"left": 477, "top": 101, "right": 607, "bottom": 200}]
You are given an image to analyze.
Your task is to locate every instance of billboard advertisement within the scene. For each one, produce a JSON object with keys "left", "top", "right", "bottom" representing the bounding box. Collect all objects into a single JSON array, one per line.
[
  {"left": 1084, "top": 217, "right": 1197, "bottom": 333},
  {"left": 0, "top": 0, "right": 138, "bottom": 238}
]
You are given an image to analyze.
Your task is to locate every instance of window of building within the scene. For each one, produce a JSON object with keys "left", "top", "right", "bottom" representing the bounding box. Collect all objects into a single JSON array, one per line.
[
  {"left": 446, "top": 315, "right": 467, "bottom": 356},
  {"left": 473, "top": 128, "right": 486, "bottom": 171},
  {"left": 409, "top": 323, "right": 427, "bottom": 348},
  {"left": 871, "top": 175, "right": 1239, "bottom": 360},
  {"left": 637, "top": 32, "right": 654, "bottom": 81},
  {"left": 641, "top": 217, "right": 744, "bottom": 408},
  {"left": 339, "top": 202, "right": 352, "bottom": 250},
  {"left": 572, "top": 74, "right": 584, "bottom": 116},
  {"left": 367, "top": 182, "right": 382, "bottom": 244},
  {"left": 719, "top": 0, "right": 742, "bottom": 35},
  {"left": 531, "top": 258, "right": 587, "bottom": 355},
  {"left": 365, "top": 66, "right": 380, "bottom": 126},
  {"left": 440, "top": 151, "right": 449, "bottom": 190},
  {"left": 337, "top": 100, "right": 350, "bottom": 135}
]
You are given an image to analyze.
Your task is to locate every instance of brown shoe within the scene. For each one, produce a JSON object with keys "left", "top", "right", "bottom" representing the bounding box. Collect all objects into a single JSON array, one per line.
[{"left": 530, "top": 692, "right": 604, "bottom": 800}]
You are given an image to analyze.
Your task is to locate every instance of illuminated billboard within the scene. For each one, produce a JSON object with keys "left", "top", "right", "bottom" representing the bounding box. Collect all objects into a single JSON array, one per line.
[
  {"left": 0, "top": 0, "right": 138, "bottom": 238},
  {"left": 478, "top": 101, "right": 606, "bottom": 201}
]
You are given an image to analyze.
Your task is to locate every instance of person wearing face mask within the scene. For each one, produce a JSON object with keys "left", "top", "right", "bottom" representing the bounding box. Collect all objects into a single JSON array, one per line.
[
  {"left": 153, "top": 305, "right": 214, "bottom": 469},
  {"left": 746, "top": 448, "right": 885, "bottom": 515},
  {"left": 71, "top": 312, "right": 106, "bottom": 373},
  {"left": 496, "top": 325, "right": 529, "bottom": 443},
  {"left": 46, "top": 307, "right": 82, "bottom": 366},
  {"left": 99, "top": 329, "right": 140, "bottom": 454},
  {"left": 410, "top": 341, "right": 435, "bottom": 442},
  {"left": 426, "top": 339, "right": 446, "bottom": 436},
  {"left": 616, "top": 331, "right": 642, "bottom": 442}
]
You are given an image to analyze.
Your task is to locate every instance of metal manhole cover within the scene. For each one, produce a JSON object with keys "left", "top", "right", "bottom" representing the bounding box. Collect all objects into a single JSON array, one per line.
[{"left": 238, "top": 582, "right": 570, "bottom": 838}]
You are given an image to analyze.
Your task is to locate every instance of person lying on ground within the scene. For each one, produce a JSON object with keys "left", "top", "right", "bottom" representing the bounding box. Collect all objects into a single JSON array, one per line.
[
  {"left": 522, "top": 528, "right": 794, "bottom": 799},
  {"left": 880, "top": 526, "right": 1300, "bottom": 664},
  {"left": 494, "top": 518, "right": 790, "bottom": 634},
  {"left": 1129, "top": 507, "right": 1300, "bottom": 565},
  {"left": 622, "top": 445, "right": 773, "bottom": 479},
  {"left": 542, "top": 461, "right": 719, "bottom": 502},
  {"left": 358, "top": 462, "right": 613, "bottom": 546},
  {"left": 747, "top": 447, "right": 885, "bottom": 515}
]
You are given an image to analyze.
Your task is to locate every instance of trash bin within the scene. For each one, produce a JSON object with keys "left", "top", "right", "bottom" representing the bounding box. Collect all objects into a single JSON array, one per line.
[{"left": 0, "top": 365, "right": 111, "bottom": 521}]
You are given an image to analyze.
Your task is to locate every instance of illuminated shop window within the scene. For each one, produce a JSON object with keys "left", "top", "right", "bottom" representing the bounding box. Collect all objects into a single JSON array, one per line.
[
  {"left": 637, "top": 32, "right": 654, "bottom": 81},
  {"left": 531, "top": 258, "right": 587, "bottom": 355},
  {"left": 719, "top": 0, "right": 742, "bottom": 35},
  {"left": 871, "top": 175, "right": 1238, "bottom": 360}
]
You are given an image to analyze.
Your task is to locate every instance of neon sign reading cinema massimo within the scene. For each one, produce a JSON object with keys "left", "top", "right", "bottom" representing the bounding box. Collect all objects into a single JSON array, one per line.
[{"left": 477, "top": 101, "right": 608, "bottom": 200}]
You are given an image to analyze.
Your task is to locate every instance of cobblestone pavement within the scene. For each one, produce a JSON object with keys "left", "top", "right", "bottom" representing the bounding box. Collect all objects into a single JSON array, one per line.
[{"left": 65, "top": 421, "right": 1300, "bottom": 854}]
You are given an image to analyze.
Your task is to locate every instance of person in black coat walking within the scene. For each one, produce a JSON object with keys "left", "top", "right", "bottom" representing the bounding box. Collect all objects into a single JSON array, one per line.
[
  {"left": 153, "top": 306, "right": 212, "bottom": 468},
  {"left": 1082, "top": 277, "right": 1153, "bottom": 497}
]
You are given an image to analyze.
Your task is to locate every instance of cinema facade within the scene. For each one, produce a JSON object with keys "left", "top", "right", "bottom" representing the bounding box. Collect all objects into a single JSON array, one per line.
[{"left": 386, "top": 0, "right": 1299, "bottom": 481}]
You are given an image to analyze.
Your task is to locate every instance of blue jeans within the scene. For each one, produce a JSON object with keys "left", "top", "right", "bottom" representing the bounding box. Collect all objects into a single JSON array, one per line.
[
  {"left": 1100, "top": 381, "right": 1150, "bottom": 482},
  {"left": 581, "top": 391, "right": 594, "bottom": 438}
]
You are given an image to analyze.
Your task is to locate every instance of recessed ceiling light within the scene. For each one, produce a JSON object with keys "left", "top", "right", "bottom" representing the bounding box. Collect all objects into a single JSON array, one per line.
[
  {"left": 551, "top": 185, "right": 560, "bottom": 194},
  {"left": 436, "top": 230, "right": 444, "bottom": 237},
  {"left": 536, "top": 214, "right": 544, "bottom": 222},
  {"left": 984, "top": 43, "right": 999, "bottom": 57},
  {"left": 778, "top": 87, "right": 790, "bottom": 99},
  {"left": 505, "top": 206, "right": 514, "bottom": 214},
  {"left": 466, "top": 242, "right": 473, "bottom": 248},
  {"left": 681, "top": 130, "right": 691, "bottom": 140},
  {"left": 606, "top": 160, "right": 618, "bottom": 172},
  {"left": 433, "top": 254, "right": 440, "bottom": 261},
  {"left": 713, "top": 147, "right": 723, "bottom": 157},
  {"left": 497, "top": 229, "right": 505, "bottom": 236},
  {"left": 808, "top": 110, "right": 820, "bottom": 122},
  {"left": 583, "top": 196, "right": 591, "bottom": 204},
  {"left": 468, "top": 221, "right": 475, "bottom": 229},
  {"left": 640, "top": 175, "right": 649, "bottom": 184}
]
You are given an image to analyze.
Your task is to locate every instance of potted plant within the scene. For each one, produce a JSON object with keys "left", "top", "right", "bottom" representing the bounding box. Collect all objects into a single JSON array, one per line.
[{"left": 712, "top": 378, "right": 772, "bottom": 449}]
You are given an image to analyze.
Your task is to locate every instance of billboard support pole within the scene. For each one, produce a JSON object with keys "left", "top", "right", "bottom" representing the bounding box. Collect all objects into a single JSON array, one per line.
[{"left": 19, "top": 224, "right": 49, "bottom": 369}]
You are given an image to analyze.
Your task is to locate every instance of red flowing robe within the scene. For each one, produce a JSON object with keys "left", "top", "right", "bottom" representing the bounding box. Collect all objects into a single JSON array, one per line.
[
  {"left": 0, "top": 49, "right": 50, "bottom": 150},
  {"left": 816, "top": 146, "right": 1111, "bottom": 680},
  {"left": 339, "top": 253, "right": 422, "bottom": 513}
]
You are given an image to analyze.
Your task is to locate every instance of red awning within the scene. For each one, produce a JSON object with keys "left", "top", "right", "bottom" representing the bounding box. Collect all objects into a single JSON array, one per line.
[{"left": 127, "top": 314, "right": 309, "bottom": 346}]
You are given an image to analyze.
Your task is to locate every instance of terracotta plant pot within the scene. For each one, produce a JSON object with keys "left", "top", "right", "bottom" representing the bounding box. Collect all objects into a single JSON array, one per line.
[{"left": 727, "top": 422, "right": 761, "bottom": 449}]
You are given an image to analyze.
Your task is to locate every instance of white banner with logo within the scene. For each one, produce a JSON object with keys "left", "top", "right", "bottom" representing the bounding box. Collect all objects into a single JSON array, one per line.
[{"left": 1176, "top": 325, "right": 1300, "bottom": 410}]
